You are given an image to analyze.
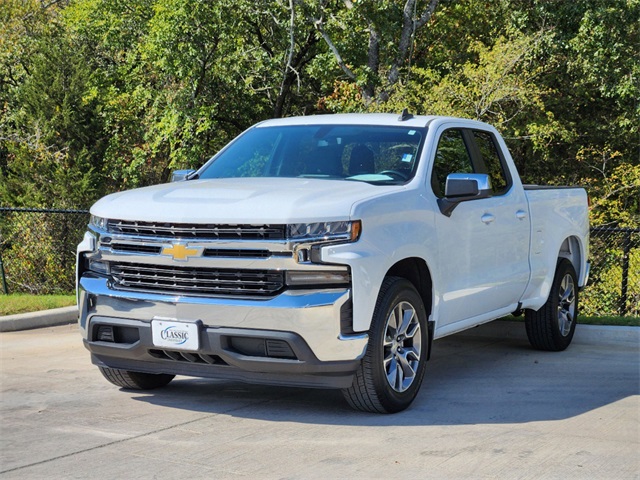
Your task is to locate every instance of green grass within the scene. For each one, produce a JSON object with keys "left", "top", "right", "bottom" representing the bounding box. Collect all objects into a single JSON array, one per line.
[
  {"left": 500, "top": 315, "right": 639, "bottom": 327},
  {"left": 0, "top": 294, "right": 76, "bottom": 316}
]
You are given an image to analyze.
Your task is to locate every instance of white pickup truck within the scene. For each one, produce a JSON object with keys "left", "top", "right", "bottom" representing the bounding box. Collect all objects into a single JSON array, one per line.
[{"left": 77, "top": 113, "right": 589, "bottom": 413}]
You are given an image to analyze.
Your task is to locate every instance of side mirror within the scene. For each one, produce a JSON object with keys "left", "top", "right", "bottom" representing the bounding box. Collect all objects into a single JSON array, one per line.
[
  {"left": 171, "top": 169, "right": 196, "bottom": 182},
  {"left": 438, "top": 173, "right": 492, "bottom": 217}
]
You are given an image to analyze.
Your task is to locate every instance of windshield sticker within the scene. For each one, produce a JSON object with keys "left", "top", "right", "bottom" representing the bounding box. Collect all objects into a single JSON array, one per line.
[
  {"left": 402, "top": 154, "right": 413, "bottom": 163},
  {"left": 408, "top": 130, "right": 416, "bottom": 135}
]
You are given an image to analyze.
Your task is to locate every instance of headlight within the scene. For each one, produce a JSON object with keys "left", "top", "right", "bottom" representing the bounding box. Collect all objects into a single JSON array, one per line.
[
  {"left": 287, "top": 220, "right": 361, "bottom": 242},
  {"left": 285, "top": 270, "right": 350, "bottom": 287},
  {"left": 90, "top": 215, "right": 107, "bottom": 230}
]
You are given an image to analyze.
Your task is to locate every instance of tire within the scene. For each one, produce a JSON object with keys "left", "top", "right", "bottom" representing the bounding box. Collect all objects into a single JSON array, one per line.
[
  {"left": 342, "top": 277, "right": 428, "bottom": 413},
  {"left": 525, "top": 258, "right": 578, "bottom": 351},
  {"left": 99, "top": 366, "right": 175, "bottom": 390}
]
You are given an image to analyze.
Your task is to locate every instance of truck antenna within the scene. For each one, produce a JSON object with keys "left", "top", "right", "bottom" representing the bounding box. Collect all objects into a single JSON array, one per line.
[{"left": 398, "top": 108, "right": 413, "bottom": 121}]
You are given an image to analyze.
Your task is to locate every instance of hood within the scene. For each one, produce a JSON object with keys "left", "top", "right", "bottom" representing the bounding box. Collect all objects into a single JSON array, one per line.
[{"left": 91, "top": 177, "right": 402, "bottom": 224}]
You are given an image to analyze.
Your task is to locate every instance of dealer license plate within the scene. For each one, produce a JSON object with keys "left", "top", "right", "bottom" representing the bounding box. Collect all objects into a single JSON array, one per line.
[{"left": 151, "top": 319, "right": 200, "bottom": 351}]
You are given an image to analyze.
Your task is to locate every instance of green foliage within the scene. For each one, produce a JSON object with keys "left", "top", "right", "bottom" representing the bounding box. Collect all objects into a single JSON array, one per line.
[
  {"left": 1, "top": 1, "right": 105, "bottom": 208},
  {"left": 386, "top": 33, "right": 549, "bottom": 124},
  {"left": 1, "top": 0, "right": 637, "bottom": 228},
  {"left": 578, "top": 149, "right": 640, "bottom": 228},
  {"left": 321, "top": 0, "right": 639, "bottom": 228},
  {"left": 41, "top": 0, "right": 323, "bottom": 192}
]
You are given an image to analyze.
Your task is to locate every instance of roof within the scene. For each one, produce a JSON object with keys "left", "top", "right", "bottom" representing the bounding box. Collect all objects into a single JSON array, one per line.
[
  {"left": 257, "top": 113, "right": 439, "bottom": 129},
  {"left": 256, "top": 113, "right": 493, "bottom": 131}
]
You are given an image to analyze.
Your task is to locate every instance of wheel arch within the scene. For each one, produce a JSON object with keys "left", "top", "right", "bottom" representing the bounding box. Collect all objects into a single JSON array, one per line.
[
  {"left": 386, "top": 257, "right": 433, "bottom": 317},
  {"left": 522, "top": 233, "right": 588, "bottom": 312},
  {"left": 558, "top": 235, "right": 587, "bottom": 287},
  {"left": 385, "top": 257, "right": 435, "bottom": 359}
]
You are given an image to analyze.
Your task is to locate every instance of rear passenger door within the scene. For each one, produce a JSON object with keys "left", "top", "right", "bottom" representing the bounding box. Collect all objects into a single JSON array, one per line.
[{"left": 431, "top": 127, "right": 530, "bottom": 327}]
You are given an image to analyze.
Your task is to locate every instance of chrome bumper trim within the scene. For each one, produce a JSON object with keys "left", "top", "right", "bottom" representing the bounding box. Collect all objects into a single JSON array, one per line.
[{"left": 78, "top": 275, "right": 368, "bottom": 362}]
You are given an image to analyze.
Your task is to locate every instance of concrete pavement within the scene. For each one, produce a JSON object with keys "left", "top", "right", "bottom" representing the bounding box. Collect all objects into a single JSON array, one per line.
[{"left": 1, "top": 321, "right": 638, "bottom": 479}]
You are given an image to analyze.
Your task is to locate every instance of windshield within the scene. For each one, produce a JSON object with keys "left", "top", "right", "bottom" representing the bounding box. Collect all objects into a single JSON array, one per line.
[{"left": 198, "top": 124, "right": 426, "bottom": 185}]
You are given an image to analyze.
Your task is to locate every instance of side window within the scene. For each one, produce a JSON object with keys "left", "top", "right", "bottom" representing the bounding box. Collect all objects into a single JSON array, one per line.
[
  {"left": 473, "top": 130, "right": 509, "bottom": 194},
  {"left": 431, "top": 129, "right": 474, "bottom": 197}
]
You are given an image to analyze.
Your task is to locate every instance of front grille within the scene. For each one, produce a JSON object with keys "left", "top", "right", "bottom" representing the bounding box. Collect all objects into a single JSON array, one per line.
[
  {"left": 107, "top": 219, "right": 286, "bottom": 240},
  {"left": 149, "top": 349, "right": 227, "bottom": 365},
  {"left": 110, "top": 262, "right": 285, "bottom": 297}
]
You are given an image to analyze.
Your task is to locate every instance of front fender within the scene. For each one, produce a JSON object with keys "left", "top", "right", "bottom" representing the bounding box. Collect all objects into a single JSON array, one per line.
[{"left": 322, "top": 189, "right": 437, "bottom": 332}]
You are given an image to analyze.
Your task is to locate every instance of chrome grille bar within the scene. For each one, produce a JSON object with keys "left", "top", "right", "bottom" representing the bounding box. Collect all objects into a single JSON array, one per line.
[
  {"left": 111, "top": 243, "right": 163, "bottom": 254},
  {"left": 107, "top": 220, "right": 286, "bottom": 240},
  {"left": 111, "top": 263, "right": 284, "bottom": 297}
]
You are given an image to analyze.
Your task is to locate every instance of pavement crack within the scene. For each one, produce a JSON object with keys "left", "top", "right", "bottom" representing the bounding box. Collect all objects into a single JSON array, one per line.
[{"left": 0, "top": 399, "right": 273, "bottom": 475}]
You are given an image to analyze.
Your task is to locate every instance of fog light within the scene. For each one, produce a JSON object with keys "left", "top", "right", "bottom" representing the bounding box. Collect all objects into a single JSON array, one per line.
[
  {"left": 265, "top": 340, "right": 296, "bottom": 359},
  {"left": 97, "top": 325, "right": 115, "bottom": 342}
]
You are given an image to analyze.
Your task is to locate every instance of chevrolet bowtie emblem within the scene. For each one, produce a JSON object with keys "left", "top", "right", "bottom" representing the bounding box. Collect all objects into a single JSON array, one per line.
[{"left": 162, "top": 244, "right": 201, "bottom": 261}]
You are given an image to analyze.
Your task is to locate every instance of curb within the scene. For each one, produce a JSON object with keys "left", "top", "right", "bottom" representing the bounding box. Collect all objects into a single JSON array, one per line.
[
  {"left": 0, "top": 306, "right": 78, "bottom": 332},
  {"left": 459, "top": 320, "right": 639, "bottom": 346}
]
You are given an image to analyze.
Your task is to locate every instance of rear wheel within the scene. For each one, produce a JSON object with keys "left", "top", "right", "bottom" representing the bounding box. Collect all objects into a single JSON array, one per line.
[
  {"left": 342, "top": 277, "right": 428, "bottom": 413},
  {"left": 99, "top": 367, "right": 175, "bottom": 390},
  {"left": 525, "top": 259, "right": 578, "bottom": 351}
]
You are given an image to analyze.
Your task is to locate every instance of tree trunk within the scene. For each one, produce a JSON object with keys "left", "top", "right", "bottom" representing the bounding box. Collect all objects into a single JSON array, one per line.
[
  {"left": 365, "top": 23, "right": 380, "bottom": 99},
  {"left": 387, "top": 0, "right": 439, "bottom": 86}
]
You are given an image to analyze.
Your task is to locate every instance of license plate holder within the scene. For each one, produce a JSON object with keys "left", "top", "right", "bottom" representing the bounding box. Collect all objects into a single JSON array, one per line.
[{"left": 151, "top": 318, "right": 200, "bottom": 351}]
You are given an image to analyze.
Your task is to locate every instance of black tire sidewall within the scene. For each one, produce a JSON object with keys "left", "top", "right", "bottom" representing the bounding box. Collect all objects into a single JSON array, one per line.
[
  {"left": 99, "top": 366, "right": 174, "bottom": 390},
  {"left": 526, "top": 258, "right": 579, "bottom": 351},
  {"left": 368, "top": 277, "right": 428, "bottom": 412},
  {"left": 550, "top": 259, "right": 579, "bottom": 348}
]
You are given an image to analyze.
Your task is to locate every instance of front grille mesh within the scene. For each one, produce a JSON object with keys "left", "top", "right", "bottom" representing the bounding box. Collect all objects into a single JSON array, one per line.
[
  {"left": 107, "top": 219, "right": 286, "bottom": 240},
  {"left": 110, "top": 262, "right": 284, "bottom": 297}
]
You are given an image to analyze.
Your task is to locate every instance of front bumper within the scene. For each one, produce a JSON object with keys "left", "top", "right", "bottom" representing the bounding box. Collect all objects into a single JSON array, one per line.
[{"left": 78, "top": 275, "right": 368, "bottom": 389}]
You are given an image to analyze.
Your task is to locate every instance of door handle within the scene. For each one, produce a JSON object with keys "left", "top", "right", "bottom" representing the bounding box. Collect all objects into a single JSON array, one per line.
[
  {"left": 481, "top": 213, "right": 495, "bottom": 224},
  {"left": 516, "top": 210, "right": 527, "bottom": 220}
]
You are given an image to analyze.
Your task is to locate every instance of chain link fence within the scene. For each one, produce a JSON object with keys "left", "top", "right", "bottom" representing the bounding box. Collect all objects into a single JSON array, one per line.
[
  {"left": 582, "top": 227, "right": 639, "bottom": 317},
  {"left": 0, "top": 207, "right": 638, "bottom": 317},
  {"left": 0, "top": 208, "right": 90, "bottom": 295}
]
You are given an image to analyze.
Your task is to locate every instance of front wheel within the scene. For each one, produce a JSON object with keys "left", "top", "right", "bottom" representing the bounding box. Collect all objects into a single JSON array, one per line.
[
  {"left": 525, "top": 258, "right": 578, "bottom": 351},
  {"left": 342, "top": 277, "right": 428, "bottom": 413},
  {"left": 99, "top": 367, "right": 175, "bottom": 390}
]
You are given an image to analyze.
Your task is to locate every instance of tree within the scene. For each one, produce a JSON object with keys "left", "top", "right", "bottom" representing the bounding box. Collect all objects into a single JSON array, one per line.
[
  {"left": 1, "top": 0, "right": 637, "bottom": 229},
  {"left": 1, "top": 1, "right": 104, "bottom": 208},
  {"left": 305, "top": 0, "right": 439, "bottom": 102},
  {"left": 58, "top": 0, "right": 325, "bottom": 190}
]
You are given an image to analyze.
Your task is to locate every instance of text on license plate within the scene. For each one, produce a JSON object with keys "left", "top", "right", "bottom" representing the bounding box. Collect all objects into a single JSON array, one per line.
[{"left": 151, "top": 319, "right": 200, "bottom": 351}]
